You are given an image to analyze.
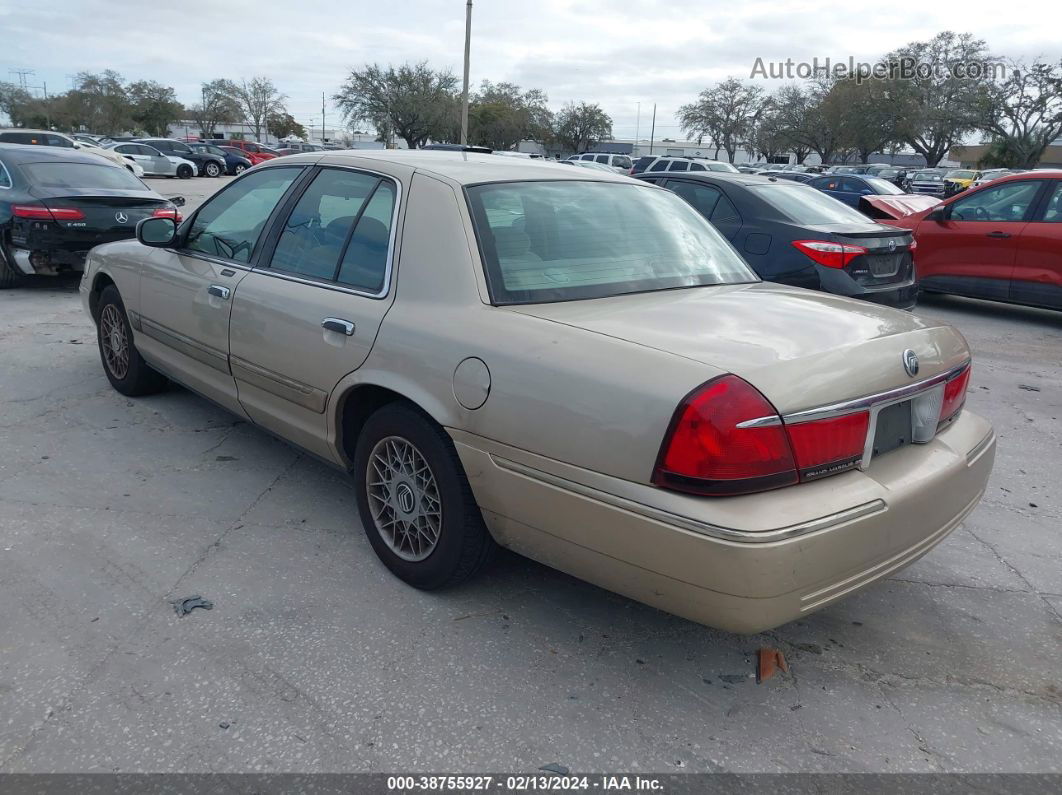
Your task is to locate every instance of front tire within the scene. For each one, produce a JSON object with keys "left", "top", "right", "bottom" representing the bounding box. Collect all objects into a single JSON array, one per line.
[
  {"left": 177, "top": 164, "right": 193, "bottom": 180},
  {"left": 233, "top": 163, "right": 247, "bottom": 175},
  {"left": 204, "top": 161, "right": 222, "bottom": 178},
  {"left": 353, "top": 403, "right": 495, "bottom": 590},
  {"left": 96, "top": 285, "right": 168, "bottom": 396}
]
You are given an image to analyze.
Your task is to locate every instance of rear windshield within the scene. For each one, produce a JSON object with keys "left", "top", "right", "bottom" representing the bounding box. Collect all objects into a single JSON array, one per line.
[
  {"left": 466, "top": 180, "right": 757, "bottom": 304},
  {"left": 20, "top": 162, "right": 147, "bottom": 191},
  {"left": 752, "top": 183, "right": 871, "bottom": 224}
]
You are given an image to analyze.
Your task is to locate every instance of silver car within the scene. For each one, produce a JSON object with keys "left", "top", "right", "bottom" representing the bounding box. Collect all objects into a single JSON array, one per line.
[
  {"left": 80, "top": 152, "right": 994, "bottom": 633},
  {"left": 106, "top": 142, "right": 196, "bottom": 179}
]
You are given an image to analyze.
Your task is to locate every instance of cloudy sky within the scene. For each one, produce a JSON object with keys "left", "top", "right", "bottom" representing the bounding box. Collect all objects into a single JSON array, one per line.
[{"left": 2, "top": 0, "right": 1060, "bottom": 139}]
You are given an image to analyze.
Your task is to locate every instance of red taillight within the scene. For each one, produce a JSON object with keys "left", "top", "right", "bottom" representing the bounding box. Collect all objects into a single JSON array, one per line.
[
  {"left": 152, "top": 207, "right": 183, "bottom": 222},
  {"left": 652, "top": 375, "right": 798, "bottom": 496},
  {"left": 785, "top": 412, "right": 869, "bottom": 480},
  {"left": 792, "top": 240, "right": 867, "bottom": 268},
  {"left": 12, "top": 204, "right": 84, "bottom": 221},
  {"left": 939, "top": 365, "right": 971, "bottom": 427}
]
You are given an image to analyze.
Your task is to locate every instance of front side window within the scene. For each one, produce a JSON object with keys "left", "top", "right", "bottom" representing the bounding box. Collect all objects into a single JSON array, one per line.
[
  {"left": 667, "top": 180, "right": 722, "bottom": 218},
  {"left": 46, "top": 134, "right": 75, "bottom": 148},
  {"left": 595, "top": 155, "right": 609, "bottom": 164},
  {"left": 466, "top": 180, "right": 757, "bottom": 304},
  {"left": 0, "top": 162, "right": 12, "bottom": 188},
  {"left": 184, "top": 166, "right": 302, "bottom": 263},
  {"left": 667, "top": 160, "right": 690, "bottom": 172},
  {"left": 648, "top": 159, "right": 668, "bottom": 172},
  {"left": 950, "top": 181, "right": 1041, "bottom": 222},
  {"left": 864, "top": 177, "right": 904, "bottom": 195},
  {"left": 269, "top": 168, "right": 381, "bottom": 281}
]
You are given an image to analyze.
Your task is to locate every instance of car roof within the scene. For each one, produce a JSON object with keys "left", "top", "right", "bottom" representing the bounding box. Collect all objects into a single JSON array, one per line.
[
  {"left": 0, "top": 142, "right": 119, "bottom": 166},
  {"left": 639, "top": 170, "right": 798, "bottom": 187},
  {"left": 263, "top": 150, "right": 636, "bottom": 185},
  {"left": 0, "top": 128, "right": 71, "bottom": 137}
]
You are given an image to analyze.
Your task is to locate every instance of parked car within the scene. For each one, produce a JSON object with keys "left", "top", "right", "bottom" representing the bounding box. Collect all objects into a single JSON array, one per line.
[
  {"left": 105, "top": 142, "right": 196, "bottom": 179},
  {"left": 763, "top": 171, "right": 817, "bottom": 183},
  {"left": 634, "top": 156, "right": 740, "bottom": 176},
  {"left": 971, "top": 168, "right": 1024, "bottom": 188},
  {"left": 0, "top": 145, "right": 181, "bottom": 287},
  {"left": 942, "top": 169, "right": 982, "bottom": 196},
  {"left": 890, "top": 170, "right": 1062, "bottom": 310},
  {"left": 272, "top": 148, "right": 302, "bottom": 157},
  {"left": 213, "top": 139, "right": 281, "bottom": 160},
  {"left": 188, "top": 142, "right": 252, "bottom": 175},
  {"left": 808, "top": 174, "right": 911, "bottom": 209},
  {"left": 136, "top": 138, "right": 226, "bottom": 177},
  {"left": 906, "top": 169, "right": 949, "bottom": 195},
  {"left": 566, "top": 152, "right": 633, "bottom": 174},
  {"left": 0, "top": 128, "right": 145, "bottom": 177},
  {"left": 556, "top": 160, "right": 617, "bottom": 172},
  {"left": 79, "top": 150, "right": 992, "bottom": 634},
  {"left": 636, "top": 170, "right": 918, "bottom": 309}
]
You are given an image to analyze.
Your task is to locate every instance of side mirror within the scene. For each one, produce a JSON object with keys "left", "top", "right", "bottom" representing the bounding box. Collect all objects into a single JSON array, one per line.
[
  {"left": 926, "top": 206, "right": 947, "bottom": 222},
  {"left": 137, "top": 217, "right": 177, "bottom": 247},
  {"left": 168, "top": 196, "right": 187, "bottom": 207}
]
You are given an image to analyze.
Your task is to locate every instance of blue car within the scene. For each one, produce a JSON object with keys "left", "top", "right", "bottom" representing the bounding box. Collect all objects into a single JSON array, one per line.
[{"left": 808, "top": 174, "right": 906, "bottom": 208}]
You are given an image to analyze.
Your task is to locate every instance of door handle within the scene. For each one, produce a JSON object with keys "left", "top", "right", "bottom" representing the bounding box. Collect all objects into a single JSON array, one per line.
[
  {"left": 207, "top": 284, "right": 230, "bottom": 300},
  {"left": 986, "top": 231, "right": 1011, "bottom": 239},
  {"left": 322, "top": 317, "right": 355, "bottom": 336}
]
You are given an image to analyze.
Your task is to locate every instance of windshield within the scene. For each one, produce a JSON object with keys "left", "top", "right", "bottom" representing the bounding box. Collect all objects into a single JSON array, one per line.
[
  {"left": 865, "top": 177, "right": 905, "bottom": 195},
  {"left": 913, "top": 171, "right": 943, "bottom": 181},
  {"left": 946, "top": 170, "right": 976, "bottom": 179},
  {"left": 21, "top": 162, "right": 148, "bottom": 191},
  {"left": 752, "top": 183, "right": 872, "bottom": 224},
  {"left": 466, "top": 181, "right": 758, "bottom": 304}
]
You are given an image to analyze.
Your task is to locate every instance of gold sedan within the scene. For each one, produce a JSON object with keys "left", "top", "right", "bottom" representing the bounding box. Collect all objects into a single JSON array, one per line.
[{"left": 80, "top": 151, "right": 994, "bottom": 634}]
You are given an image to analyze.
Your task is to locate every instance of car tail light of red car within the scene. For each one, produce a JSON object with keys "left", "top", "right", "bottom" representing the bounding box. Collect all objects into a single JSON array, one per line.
[
  {"left": 12, "top": 204, "right": 85, "bottom": 221},
  {"left": 792, "top": 240, "right": 867, "bottom": 269}
]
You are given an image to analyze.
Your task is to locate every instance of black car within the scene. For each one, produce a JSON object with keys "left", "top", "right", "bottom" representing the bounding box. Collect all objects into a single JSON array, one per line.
[
  {"left": 635, "top": 171, "right": 917, "bottom": 309},
  {"left": 0, "top": 144, "right": 181, "bottom": 287},
  {"left": 189, "top": 142, "right": 252, "bottom": 175},
  {"left": 135, "top": 138, "right": 226, "bottom": 177}
]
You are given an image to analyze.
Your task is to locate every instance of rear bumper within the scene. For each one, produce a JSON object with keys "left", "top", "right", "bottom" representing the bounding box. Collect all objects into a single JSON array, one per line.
[
  {"left": 452, "top": 409, "right": 994, "bottom": 634},
  {"left": 816, "top": 265, "right": 919, "bottom": 309}
]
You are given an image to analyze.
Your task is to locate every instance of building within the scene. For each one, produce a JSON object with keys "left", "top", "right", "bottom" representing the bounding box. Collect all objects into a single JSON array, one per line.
[{"left": 949, "top": 143, "right": 1062, "bottom": 169}]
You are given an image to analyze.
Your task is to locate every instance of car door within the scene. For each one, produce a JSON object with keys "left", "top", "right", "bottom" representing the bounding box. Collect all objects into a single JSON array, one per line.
[
  {"left": 227, "top": 165, "right": 400, "bottom": 461},
  {"left": 1010, "top": 180, "right": 1062, "bottom": 309},
  {"left": 113, "top": 144, "right": 151, "bottom": 173},
  {"left": 135, "top": 166, "right": 306, "bottom": 414},
  {"left": 913, "top": 179, "right": 1044, "bottom": 300}
]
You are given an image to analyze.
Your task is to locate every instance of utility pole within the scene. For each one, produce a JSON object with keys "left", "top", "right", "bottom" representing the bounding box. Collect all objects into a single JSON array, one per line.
[
  {"left": 322, "top": 92, "right": 326, "bottom": 145},
  {"left": 634, "top": 102, "right": 641, "bottom": 157},
  {"left": 9, "top": 69, "right": 34, "bottom": 91},
  {"left": 648, "top": 104, "right": 656, "bottom": 155},
  {"left": 460, "top": 0, "right": 473, "bottom": 145}
]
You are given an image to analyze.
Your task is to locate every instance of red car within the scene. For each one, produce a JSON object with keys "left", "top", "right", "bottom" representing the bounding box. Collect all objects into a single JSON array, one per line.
[
  {"left": 219, "top": 145, "right": 272, "bottom": 167},
  {"left": 891, "top": 170, "right": 1062, "bottom": 310},
  {"left": 212, "top": 139, "right": 279, "bottom": 161}
]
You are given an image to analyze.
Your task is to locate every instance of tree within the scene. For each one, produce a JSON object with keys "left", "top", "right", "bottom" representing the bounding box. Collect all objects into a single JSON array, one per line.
[
  {"left": 771, "top": 82, "right": 839, "bottom": 164},
  {"left": 467, "top": 81, "right": 552, "bottom": 150},
  {"left": 127, "top": 80, "right": 183, "bottom": 137},
  {"left": 551, "top": 102, "right": 612, "bottom": 153},
  {"left": 267, "top": 111, "right": 307, "bottom": 141},
  {"left": 883, "top": 32, "right": 993, "bottom": 166},
  {"left": 975, "top": 58, "right": 1062, "bottom": 168},
  {"left": 827, "top": 77, "right": 901, "bottom": 163},
  {"left": 230, "top": 77, "right": 287, "bottom": 142},
  {"left": 678, "top": 78, "right": 767, "bottom": 163},
  {"left": 0, "top": 82, "right": 39, "bottom": 127},
  {"left": 334, "top": 62, "right": 458, "bottom": 149},
  {"left": 66, "top": 71, "right": 133, "bottom": 134},
  {"left": 188, "top": 79, "right": 240, "bottom": 138}
]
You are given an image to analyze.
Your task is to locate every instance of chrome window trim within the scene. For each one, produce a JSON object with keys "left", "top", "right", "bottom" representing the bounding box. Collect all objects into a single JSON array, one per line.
[
  {"left": 492, "top": 455, "right": 886, "bottom": 544},
  {"left": 250, "top": 164, "right": 402, "bottom": 301}
]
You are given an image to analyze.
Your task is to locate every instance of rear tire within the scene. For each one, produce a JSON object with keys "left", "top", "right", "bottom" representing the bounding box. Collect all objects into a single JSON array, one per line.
[
  {"left": 96, "top": 285, "right": 168, "bottom": 396},
  {"left": 177, "top": 164, "right": 193, "bottom": 180},
  {"left": 353, "top": 403, "right": 496, "bottom": 590}
]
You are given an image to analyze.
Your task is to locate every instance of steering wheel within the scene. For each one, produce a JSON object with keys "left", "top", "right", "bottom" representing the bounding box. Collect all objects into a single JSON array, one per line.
[{"left": 973, "top": 206, "right": 989, "bottom": 221}]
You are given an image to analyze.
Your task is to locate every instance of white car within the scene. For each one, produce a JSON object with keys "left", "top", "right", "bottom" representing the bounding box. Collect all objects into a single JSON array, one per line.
[
  {"left": 0, "top": 127, "right": 144, "bottom": 177},
  {"left": 566, "top": 152, "right": 634, "bottom": 174},
  {"left": 105, "top": 142, "right": 196, "bottom": 179}
]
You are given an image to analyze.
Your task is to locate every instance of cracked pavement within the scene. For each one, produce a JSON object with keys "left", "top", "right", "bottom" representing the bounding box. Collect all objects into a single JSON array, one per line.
[{"left": 0, "top": 219, "right": 1060, "bottom": 771}]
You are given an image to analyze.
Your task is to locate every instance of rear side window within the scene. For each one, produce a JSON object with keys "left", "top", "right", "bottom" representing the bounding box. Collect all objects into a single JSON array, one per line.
[
  {"left": 690, "top": 162, "right": 706, "bottom": 171},
  {"left": 667, "top": 180, "right": 722, "bottom": 217},
  {"left": 595, "top": 155, "right": 609, "bottom": 164},
  {"left": 0, "top": 162, "right": 12, "bottom": 188},
  {"left": 668, "top": 160, "right": 690, "bottom": 172},
  {"left": 0, "top": 132, "right": 38, "bottom": 145},
  {"left": 648, "top": 159, "right": 668, "bottom": 172},
  {"left": 337, "top": 181, "right": 396, "bottom": 292},
  {"left": 185, "top": 166, "right": 302, "bottom": 263}
]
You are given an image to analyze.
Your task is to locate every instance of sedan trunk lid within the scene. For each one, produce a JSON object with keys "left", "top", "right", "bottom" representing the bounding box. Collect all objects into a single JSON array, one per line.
[{"left": 508, "top": 282, "right": 969, "bottom": 414}]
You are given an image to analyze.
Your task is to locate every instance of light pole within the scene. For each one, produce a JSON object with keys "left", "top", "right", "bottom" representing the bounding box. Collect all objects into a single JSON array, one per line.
[
  {"left": 460, "top": 0, "right": 473, "bottom": 145},
  {"left": 634, "top": 102, "right": 640, "bottom": 157}
]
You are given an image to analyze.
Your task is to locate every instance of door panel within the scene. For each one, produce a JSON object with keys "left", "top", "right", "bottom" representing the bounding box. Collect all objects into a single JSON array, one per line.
[
  {"left": 228, "top": 167, "right": 400, "bottom": 462},
  {"left": 914, "top": 180, "right": 1043, "bottom": 297},
  {"left": 1011, "top": 181, "right": 1062, "bottom": 308},
  {"left": 136, "top": 166, "right": 305, "bottom": 413}
]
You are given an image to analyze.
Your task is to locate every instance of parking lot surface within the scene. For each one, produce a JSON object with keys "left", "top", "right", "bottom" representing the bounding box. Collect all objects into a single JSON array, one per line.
[{"left": 0, "top": 204, "right": 1060, "bottom": 771}]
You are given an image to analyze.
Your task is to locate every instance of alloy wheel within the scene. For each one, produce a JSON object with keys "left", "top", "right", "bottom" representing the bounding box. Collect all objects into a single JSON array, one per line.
[
  {"left": 366, "top": 436, "right": 443, "bottom": 561},
  {"left": 100, "top": 304, "right": 130, "bottom": 380}
]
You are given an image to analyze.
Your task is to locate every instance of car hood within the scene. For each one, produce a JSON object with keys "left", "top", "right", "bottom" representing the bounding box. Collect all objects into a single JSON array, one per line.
[
  {"left": 507, "top": 282, "right": 969, "bottom": 414},
  {"left": 859, "top": 194, "right": 942, "bottom": 219}
]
